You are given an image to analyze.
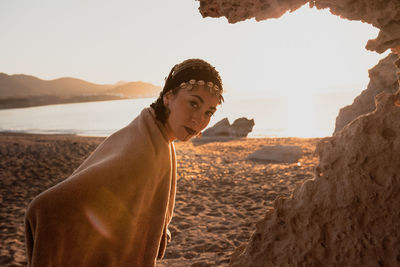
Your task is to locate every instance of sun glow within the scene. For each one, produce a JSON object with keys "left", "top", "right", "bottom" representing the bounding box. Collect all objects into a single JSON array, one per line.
[
  {"left": 285, "top": 93, "right": 319, "bottom": 137},
  {"left": 0, "top": 1, "right": 391, "bottom": 137},
  {"left": 220, "top": 5, "right": 389, "bottom": 137}
]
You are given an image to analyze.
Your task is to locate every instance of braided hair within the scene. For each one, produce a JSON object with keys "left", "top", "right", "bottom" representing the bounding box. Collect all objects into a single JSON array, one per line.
[{"left": 150, "top": 59, "right": 223, "bottom": 124}]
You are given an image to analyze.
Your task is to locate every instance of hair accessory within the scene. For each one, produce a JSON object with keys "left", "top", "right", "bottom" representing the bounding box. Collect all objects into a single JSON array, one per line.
[{"left": 178, "top": 79, "right": 222, "bottom": 96}]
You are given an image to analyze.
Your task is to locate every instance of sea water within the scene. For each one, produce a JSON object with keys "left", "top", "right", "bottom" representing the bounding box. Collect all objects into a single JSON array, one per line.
[{"left": 0, "top": 93, "right": 357, "bottom": 138}]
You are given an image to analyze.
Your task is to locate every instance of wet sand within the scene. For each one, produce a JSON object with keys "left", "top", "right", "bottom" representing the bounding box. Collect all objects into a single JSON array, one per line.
[{"left": 0, "top": 133, "right": 320, "bottom": 266}]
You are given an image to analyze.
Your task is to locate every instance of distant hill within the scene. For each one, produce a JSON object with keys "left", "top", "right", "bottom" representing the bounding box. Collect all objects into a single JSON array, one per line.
[
  {"left": 0, "top": 73, "right": 111, "bottom": 97},
  {"left": 0, "top": 73, "right": 161, "bottom": 108}
]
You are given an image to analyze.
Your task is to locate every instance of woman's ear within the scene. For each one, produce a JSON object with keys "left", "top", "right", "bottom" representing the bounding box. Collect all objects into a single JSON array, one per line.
[
  {"left": 163, "top": 91, "right": 172, "bottom": 106},
  {"left": 163, "top": 95, "right": 168, "bottom": 106}
]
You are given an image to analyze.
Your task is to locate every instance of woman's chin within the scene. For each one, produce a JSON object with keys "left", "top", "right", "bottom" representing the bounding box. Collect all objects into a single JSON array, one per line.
[
  {"left": 176, "top": 133, "right": 196, "bottom": 142},
  {"left": 178, "top": 136, "right": 192, "bottom": 142}
]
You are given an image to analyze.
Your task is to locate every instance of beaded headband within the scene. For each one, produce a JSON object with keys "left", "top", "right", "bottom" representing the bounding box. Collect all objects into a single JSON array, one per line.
[
  {"left": 163, "top": 59, "right": 223, "bottom": 97},
  {"left": 179, "top": 79, "right": 221, "bottom": 97}
]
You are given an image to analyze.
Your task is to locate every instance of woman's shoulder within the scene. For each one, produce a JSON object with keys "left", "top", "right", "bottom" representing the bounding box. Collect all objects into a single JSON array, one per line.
[{"left": 124, "top": 107, "right": 169, "bottom": 150}]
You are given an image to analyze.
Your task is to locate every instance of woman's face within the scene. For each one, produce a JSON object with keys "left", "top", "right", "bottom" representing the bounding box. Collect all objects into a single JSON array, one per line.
[{"left": 163, "top": 87, "right": 221, "bottom": 142}]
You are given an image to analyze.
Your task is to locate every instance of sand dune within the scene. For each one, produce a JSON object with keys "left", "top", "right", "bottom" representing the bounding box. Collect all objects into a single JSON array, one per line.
[{"left": 0, "top": 133, "right": 319, "bottom": 266}]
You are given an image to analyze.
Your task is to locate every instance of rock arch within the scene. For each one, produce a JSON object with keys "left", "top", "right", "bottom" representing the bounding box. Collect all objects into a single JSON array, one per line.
[{"left": 198, "top": 1, "right": 400, "bottom": 266}]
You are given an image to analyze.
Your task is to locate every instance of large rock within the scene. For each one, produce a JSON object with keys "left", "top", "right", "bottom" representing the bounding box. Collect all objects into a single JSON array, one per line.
[
  {"left": 230, "top": 117, "right": 256, "bottom": 137},
  {"left": 248, "top": 145, "right": 303, "bottom": 164},
  {"left": 202, "top": 117, "right": 255, "bottom": 137},
  {"left": 198, "top": 0, "right": 400, "bottom": 54},
  {"left": 334, "top": 53, "right": 399, "bottom": 133},
  {"left": 229, "top": 92, "right": 400, "bottom": 266}
]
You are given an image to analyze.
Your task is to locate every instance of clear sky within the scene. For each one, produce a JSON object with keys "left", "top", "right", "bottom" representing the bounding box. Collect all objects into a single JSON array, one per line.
[{"left": 0, "top": 0, "right": 390, "bottom": 96}]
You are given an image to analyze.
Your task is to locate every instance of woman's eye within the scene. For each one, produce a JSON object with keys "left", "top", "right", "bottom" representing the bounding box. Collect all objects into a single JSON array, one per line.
[
  {"left": 205, "top": 111, "right": 214, "bottom": 117},
  {"left": 189, "top": 101, "right": 198, "bottom": 108}
]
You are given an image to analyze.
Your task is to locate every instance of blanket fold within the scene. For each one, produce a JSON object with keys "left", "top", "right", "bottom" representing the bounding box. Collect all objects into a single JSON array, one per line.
[{"left": 25, "top": 107, "right": 176, "bottom": 267}]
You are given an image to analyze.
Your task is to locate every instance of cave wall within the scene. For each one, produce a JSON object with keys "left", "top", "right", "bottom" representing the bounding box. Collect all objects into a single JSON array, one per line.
[
  {"left": 229, "top": 91, "right": 400, "bottom": 266},
  {"left": 197, "top": 0, "right": 400, "bottom": 266},
  {"left": 334, "top": 53, "right": 399, "bottom": 133}
]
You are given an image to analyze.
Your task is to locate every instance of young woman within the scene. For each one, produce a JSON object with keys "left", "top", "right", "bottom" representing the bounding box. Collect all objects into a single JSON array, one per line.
[{"left": 24, "top": 58, "right": 223, "bottom": 267}]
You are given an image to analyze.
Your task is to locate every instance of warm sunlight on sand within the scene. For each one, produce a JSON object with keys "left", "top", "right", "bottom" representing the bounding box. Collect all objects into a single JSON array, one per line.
[{"left": 1, "top": 133, "right": 320, "bottom": 266}]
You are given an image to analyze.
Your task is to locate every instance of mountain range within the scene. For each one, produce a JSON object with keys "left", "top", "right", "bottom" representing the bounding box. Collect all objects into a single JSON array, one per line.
[{"left": 0, "top": 73, "right": 161, "bottom": 109}]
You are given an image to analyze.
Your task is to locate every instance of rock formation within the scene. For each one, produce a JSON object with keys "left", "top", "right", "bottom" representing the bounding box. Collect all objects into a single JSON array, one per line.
[
  {"left": 202, "top": 117, "right": 255, "bottom": 137},
  {"left": 198, "top": 0, "right": 400, "bottom": 54},
  {"left": 334, "top": 53, "right": 399, "bottom": 133},
  {"left": 198, "top": 0, "right": 400, "bottom": 133},
  {"left": 231, "top": 92, "right": 400, "bottom": 266},
  {"left": 197, "top": 0, "right": 400, "bottom": 266},
  {"left": 248, "top": 145, "right": 303, "bottom": 164}
]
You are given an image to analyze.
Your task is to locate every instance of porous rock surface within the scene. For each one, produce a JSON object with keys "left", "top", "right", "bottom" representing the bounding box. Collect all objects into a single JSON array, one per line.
[
  {"left": 198, "top": 0, "right": 400, "bottom": 54},
  {"left": 334, "top": 53, "right": 399, "bottom": 133},
  {"left": 230, "top": 92, "right": 400, "bottom": 266}
]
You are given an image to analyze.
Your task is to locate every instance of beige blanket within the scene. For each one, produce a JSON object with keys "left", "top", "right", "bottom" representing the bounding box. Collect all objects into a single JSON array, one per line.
[{"left": 25, "top": 107, "right": 176, "bottom": 267}]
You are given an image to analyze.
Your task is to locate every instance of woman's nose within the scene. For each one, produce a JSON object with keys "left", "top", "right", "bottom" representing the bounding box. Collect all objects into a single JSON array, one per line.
[{"left": 191, "top": 111, "right": 203, "bottom": 126}]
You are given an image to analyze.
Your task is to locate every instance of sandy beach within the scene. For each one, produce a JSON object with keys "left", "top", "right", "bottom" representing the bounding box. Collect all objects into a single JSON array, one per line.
[{"left": 0, "top": 133, "right": 320, "bottom": 267}]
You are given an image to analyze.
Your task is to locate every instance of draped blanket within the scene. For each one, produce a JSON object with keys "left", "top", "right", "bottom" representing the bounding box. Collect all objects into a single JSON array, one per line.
[{"left": 25, "top": 107, "right": 177, "bottom": 267}]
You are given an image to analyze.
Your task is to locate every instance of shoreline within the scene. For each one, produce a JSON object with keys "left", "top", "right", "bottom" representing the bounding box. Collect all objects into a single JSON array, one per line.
[
  {"left": 0, "top": 95, "right": 132, "bottom": 110},
  {"left": 0, "top": 131, "right": 327, "bottom": 139},
  {"left": 0, "top": 133, "right": 321, "bottom": 266}
]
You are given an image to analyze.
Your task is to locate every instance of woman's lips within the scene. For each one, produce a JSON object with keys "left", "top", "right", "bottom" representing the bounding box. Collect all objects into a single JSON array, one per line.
[{"left": 184, "top": 126, "right": 196, "bottom": 135}]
